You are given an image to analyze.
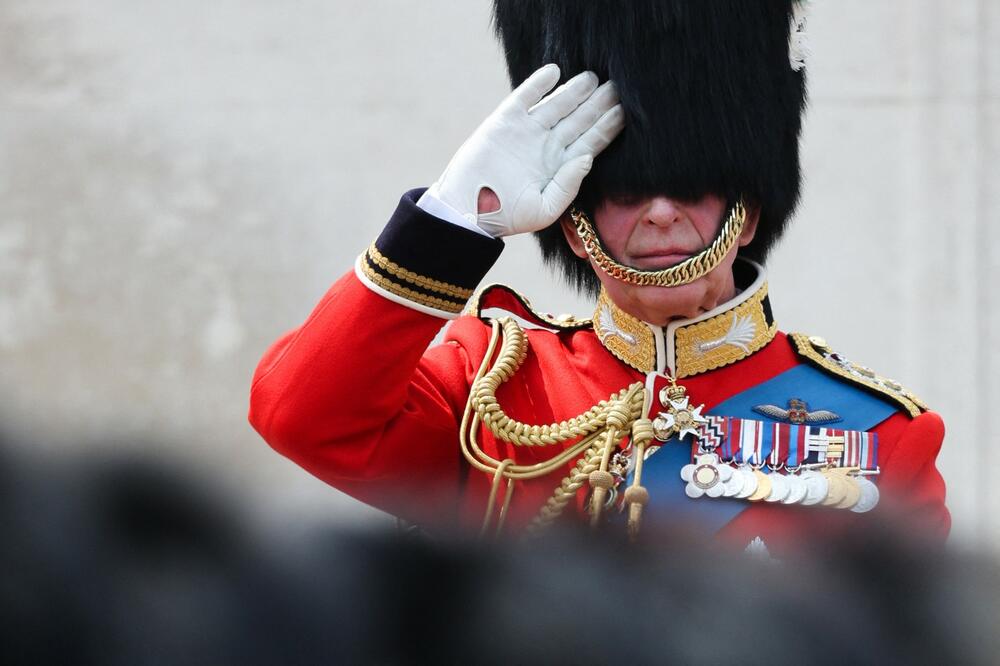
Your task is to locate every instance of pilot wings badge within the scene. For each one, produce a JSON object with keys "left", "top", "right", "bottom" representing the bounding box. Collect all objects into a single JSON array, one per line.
[{"left": 752, "top": 398, "right": 841, "bottom": 425}]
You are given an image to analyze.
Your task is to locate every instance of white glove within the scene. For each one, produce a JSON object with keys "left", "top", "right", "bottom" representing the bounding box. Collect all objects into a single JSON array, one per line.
[{"left": 426, "top": 64, "right": 624, "bottom": 238}]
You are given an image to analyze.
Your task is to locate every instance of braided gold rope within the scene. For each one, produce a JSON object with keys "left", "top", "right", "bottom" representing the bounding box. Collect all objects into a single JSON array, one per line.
[
  {"left": 525, "top": 442, "right": 606, "bottom": 536},
  {"left": 570, "top": 201, "right": 747, "bottom": 287},
  {"left": 459, "top": 316, "right": 646, "bottom": 535},
  {"left": 471, "top": 318, "right": 641, "bottom": 446}
]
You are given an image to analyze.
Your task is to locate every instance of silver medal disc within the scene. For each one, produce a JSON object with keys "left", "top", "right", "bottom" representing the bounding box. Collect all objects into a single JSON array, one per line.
[
  {"left": 801, "top": 470, "right": 829, "bottom": 506},
  {"left": 782, "top": 473, "right": 809, "bottom": 504},
  {"left": 765, "top": 472, "right": 790, "bottom": 502},
  {"left": 735, "top": 465, "right": 758, "bottom": 499},
  {"left": 722, "top": 467, "right": 745, "bottom": 497},
  {"left": 850, "top": 477, "right": 880, "bottom": 513}
]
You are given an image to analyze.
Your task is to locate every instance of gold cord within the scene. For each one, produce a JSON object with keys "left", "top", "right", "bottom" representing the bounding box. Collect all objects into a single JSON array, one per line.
[
  {"left": 570, "top": 201, "right": 747, "bottom": 287},
  {"left": 481, "top": 458, "right": 514, "bottom": 538},
  {"left": 625, "top": 418, "right": 654, "bottom": 541},
  {"left": 460, "top": 317, "right": 646, "bottom": 535}
]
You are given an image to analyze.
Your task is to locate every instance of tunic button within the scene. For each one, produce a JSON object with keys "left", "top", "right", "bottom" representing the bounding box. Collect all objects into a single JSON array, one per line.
[{"left": 808, "top": 335, "right": 829, "bottom": 350}]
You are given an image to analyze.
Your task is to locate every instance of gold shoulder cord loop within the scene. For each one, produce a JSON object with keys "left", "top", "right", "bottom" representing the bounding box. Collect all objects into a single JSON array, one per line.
[
  {"left": 571, "top": 200, "right": 747, "bottom": 288},
  {"left": 460, "top": 317, "right": 646, "bottom": 537}
]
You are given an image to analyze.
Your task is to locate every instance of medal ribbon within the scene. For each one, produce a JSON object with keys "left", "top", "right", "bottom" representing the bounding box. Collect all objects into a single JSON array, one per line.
[
  {"left": 768, "top": 422, "right": 791, "bottom": 471},
  {"left": 699, "top": 417, "right": 875, "bottom": 470},
  {"left": 786, "top": 425, "right": 801, "bottom": 468},
  {"left": 741, "top": 419, "right": 772, "bottom": 468},
  {"left": 848, "top": 430, "right": 878, "bottom": 471},
  {"left": 804, "top": 426, "right": 829, "bottom": 464},
  {"left": 844, "top": 430, "right": 859, "bottom": 468}
]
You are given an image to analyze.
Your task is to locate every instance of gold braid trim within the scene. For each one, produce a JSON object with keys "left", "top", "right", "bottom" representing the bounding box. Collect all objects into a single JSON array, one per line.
[
  {"left": 367, "top": 243, "right": 474, "bottom": 300},
  {"left": 525, "top": 441, "right": 606, "bottom": 536},
  {"left": 571, "top": 201, "right": 747, "bottom": 287},
  {"left": 360, "top": 255, "right": 465, "bottom": 313},
  {"left": 674, "top": 282, "right": 777, "bottom": 378},
  {"left": 789, "top": 333, "right": 928, "bottom": 418},
  {"left": 460, "top": 316, "right": 645, "bottom": 536}
]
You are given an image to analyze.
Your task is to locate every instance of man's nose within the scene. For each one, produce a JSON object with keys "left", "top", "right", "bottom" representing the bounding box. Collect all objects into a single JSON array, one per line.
[{"left": 643, "top": 196, "right": 685, "bottom": 227}]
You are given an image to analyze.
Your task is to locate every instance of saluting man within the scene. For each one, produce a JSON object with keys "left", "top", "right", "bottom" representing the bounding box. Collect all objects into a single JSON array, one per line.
[{"left": 249, "top": 1, "right": 948, "bottom": 551}]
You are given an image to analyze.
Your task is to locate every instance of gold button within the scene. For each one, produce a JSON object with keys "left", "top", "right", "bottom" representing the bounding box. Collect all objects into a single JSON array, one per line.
[{"left": 808, "top": 335, "right": 829, "bottom": 350}]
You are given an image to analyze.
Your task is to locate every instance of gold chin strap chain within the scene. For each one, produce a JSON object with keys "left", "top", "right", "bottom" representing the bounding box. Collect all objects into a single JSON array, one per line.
[
  {"left": 460, "top": 317, "right": 654, "bottom": 538},
  {"left": 570, "top": 200, "right": 747, "bottom": 287}
]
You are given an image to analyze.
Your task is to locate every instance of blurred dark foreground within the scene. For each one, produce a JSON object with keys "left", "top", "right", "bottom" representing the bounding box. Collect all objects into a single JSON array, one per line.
[{"left": 2, "top": 440, "right": 998, "bottom": 666}]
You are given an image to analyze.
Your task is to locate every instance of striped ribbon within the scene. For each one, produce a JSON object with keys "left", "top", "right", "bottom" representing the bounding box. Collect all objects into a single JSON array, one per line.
[{"left": 695, "top": 417, "right": 877, "bottom": 471}]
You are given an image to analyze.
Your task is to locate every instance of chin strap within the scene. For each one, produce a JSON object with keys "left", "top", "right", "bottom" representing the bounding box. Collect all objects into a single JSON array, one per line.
[{"left": 570, "top": 200, "right": 747, "bottom": 288}]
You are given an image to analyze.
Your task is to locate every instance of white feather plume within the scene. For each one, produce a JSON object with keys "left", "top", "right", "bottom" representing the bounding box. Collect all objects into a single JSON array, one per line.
[{"left": 789, "top": 0, "right": 810, "bottom": 72}]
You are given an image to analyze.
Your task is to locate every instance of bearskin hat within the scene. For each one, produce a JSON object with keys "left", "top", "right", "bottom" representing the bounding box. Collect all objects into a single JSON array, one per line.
[{"left": 492, "top": 0, "right": 808, "bottom": 294}]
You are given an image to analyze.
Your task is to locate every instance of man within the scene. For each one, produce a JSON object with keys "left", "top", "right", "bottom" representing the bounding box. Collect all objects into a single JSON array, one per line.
[{"left": 249, "top": 1, "right": 949, "bottom": 550}]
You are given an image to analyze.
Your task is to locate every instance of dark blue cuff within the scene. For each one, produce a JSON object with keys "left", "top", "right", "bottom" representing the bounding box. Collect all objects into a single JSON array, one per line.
[{"left": 358, "top": 189, "right": 505, "bottom": 314}]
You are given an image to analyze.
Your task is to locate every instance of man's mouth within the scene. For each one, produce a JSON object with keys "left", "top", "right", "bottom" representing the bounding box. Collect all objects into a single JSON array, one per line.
[{"left": 629, "top": 251, "right": 694, "bottom": 270}]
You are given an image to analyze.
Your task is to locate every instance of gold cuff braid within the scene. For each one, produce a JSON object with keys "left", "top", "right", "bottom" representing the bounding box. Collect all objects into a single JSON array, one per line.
[{"left": 570, "top": 201, "right": 747, "bottom": 287}]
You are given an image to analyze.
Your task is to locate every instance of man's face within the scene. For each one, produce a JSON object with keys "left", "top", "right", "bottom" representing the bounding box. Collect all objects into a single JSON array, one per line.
[{"left": 561, "top": 194, "right": 759, "bottom": 326}]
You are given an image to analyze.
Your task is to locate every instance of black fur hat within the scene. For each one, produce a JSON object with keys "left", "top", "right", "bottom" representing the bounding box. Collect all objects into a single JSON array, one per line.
[{"left": 492, "top": 0, "right": 808, "bottom": 294}]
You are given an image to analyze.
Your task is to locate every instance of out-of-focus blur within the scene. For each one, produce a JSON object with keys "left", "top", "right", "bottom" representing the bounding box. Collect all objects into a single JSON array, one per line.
[
  {"left": 0, "top": 0, "right": 998, "bottom": 549},
  {"left": 3, "top": 436, "right": 999, "bottom": 665}
]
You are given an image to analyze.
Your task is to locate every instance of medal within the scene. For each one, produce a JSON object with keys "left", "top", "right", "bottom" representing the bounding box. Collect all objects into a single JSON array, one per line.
[
  {"left": 736, "top": 420, "right": 772, "bottom": 502},
  {"left": 667, "top": 410, "right": 882, "bottom": 515},
  {"left": 766, "top": 472, "right": 790, "bottom": 502},
  {"left": 835, "top": 472, "right": 862, "bottom": 510},
  {"left": 821, "top": 470, "right": 848, "bottom": 506},
  {"left": 722, "top": 466, "right": 747, "bottom": 497},
  {"left": 681, "top": 452, "right": 733, "bottom": 498},
  {"left": 747, "top": 470, "right": 772, "bottom": 502},
  {"left": 782, "top": 473, "right": 808, "bottom": 504},
  {"left": 851, "top": 476, "right": 880, "bottom": 513},
  {"left": 780, "top": 433, "right": 807, "bottom": 504},
  {"left": 840, "top": 433, "right": 880, "bottom": 513},
  {"left": 764, "top": 433, "right": 789, "bottom": 502},
  {"left": 654, "top": 381, "right": 708, "bottom": 442},
  {"left": 735, "top": 465, "right": 759, "bottom": 498},
  {"left": 800, "top": 469, "right": 828, "bottom": 505}
]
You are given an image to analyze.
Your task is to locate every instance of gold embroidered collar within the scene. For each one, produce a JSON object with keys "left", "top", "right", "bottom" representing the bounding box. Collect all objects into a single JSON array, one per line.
[{"left": 591, "top": 259, "right": 777, "bottom": 378}]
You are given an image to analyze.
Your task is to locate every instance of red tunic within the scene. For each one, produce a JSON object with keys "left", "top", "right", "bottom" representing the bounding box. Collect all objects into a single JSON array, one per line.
[{"left": 248, "top": 191, "right": 949, "bottom": 549}]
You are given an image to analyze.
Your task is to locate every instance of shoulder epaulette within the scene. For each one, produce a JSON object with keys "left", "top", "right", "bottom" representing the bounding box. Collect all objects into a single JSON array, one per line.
[
  {"left": 465, "top": 283, "right": 591, "bottom": 331},
  {"left": 788, "top": 332, "right": 929, "bottom": 418}
]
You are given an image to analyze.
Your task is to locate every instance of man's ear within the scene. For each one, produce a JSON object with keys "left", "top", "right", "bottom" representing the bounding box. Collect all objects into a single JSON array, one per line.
[
  {"left": 738, "top": 205, "right": 761, "bottom": 248},
  {"left": 559, "top": 213, "right": 589, "bottom": 259}
]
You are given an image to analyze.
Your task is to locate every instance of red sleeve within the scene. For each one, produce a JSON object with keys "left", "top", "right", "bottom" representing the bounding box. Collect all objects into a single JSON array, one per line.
[
  {"left": 875, "top": 410, "right": 950, "bottom": 539},
  {"left": 248, "top": 190, "right": 503, "bottom": 525},
  {"left": 248, "top": 275, "right": 462, "bottom": 519}
]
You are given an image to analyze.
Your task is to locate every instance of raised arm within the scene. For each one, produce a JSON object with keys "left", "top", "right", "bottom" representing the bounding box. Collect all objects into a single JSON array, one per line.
[{"left": 248, "top": 65, "right": 623, "bottom": 524}]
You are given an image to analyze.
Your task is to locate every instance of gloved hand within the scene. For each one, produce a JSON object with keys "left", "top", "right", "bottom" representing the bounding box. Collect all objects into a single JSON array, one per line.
[{"left": 426, "top": 64, "right": 624, "bottom": 238}]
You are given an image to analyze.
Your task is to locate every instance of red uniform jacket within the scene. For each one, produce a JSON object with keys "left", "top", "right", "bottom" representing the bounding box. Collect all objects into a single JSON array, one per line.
[{"left": 249, "top": 191, "right": 949, "bottom": 549}]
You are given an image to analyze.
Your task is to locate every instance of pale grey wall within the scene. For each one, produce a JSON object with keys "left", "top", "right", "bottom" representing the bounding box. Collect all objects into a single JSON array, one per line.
[{"left": 1, "top": 1, "right": 997, "bottom": 545}]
